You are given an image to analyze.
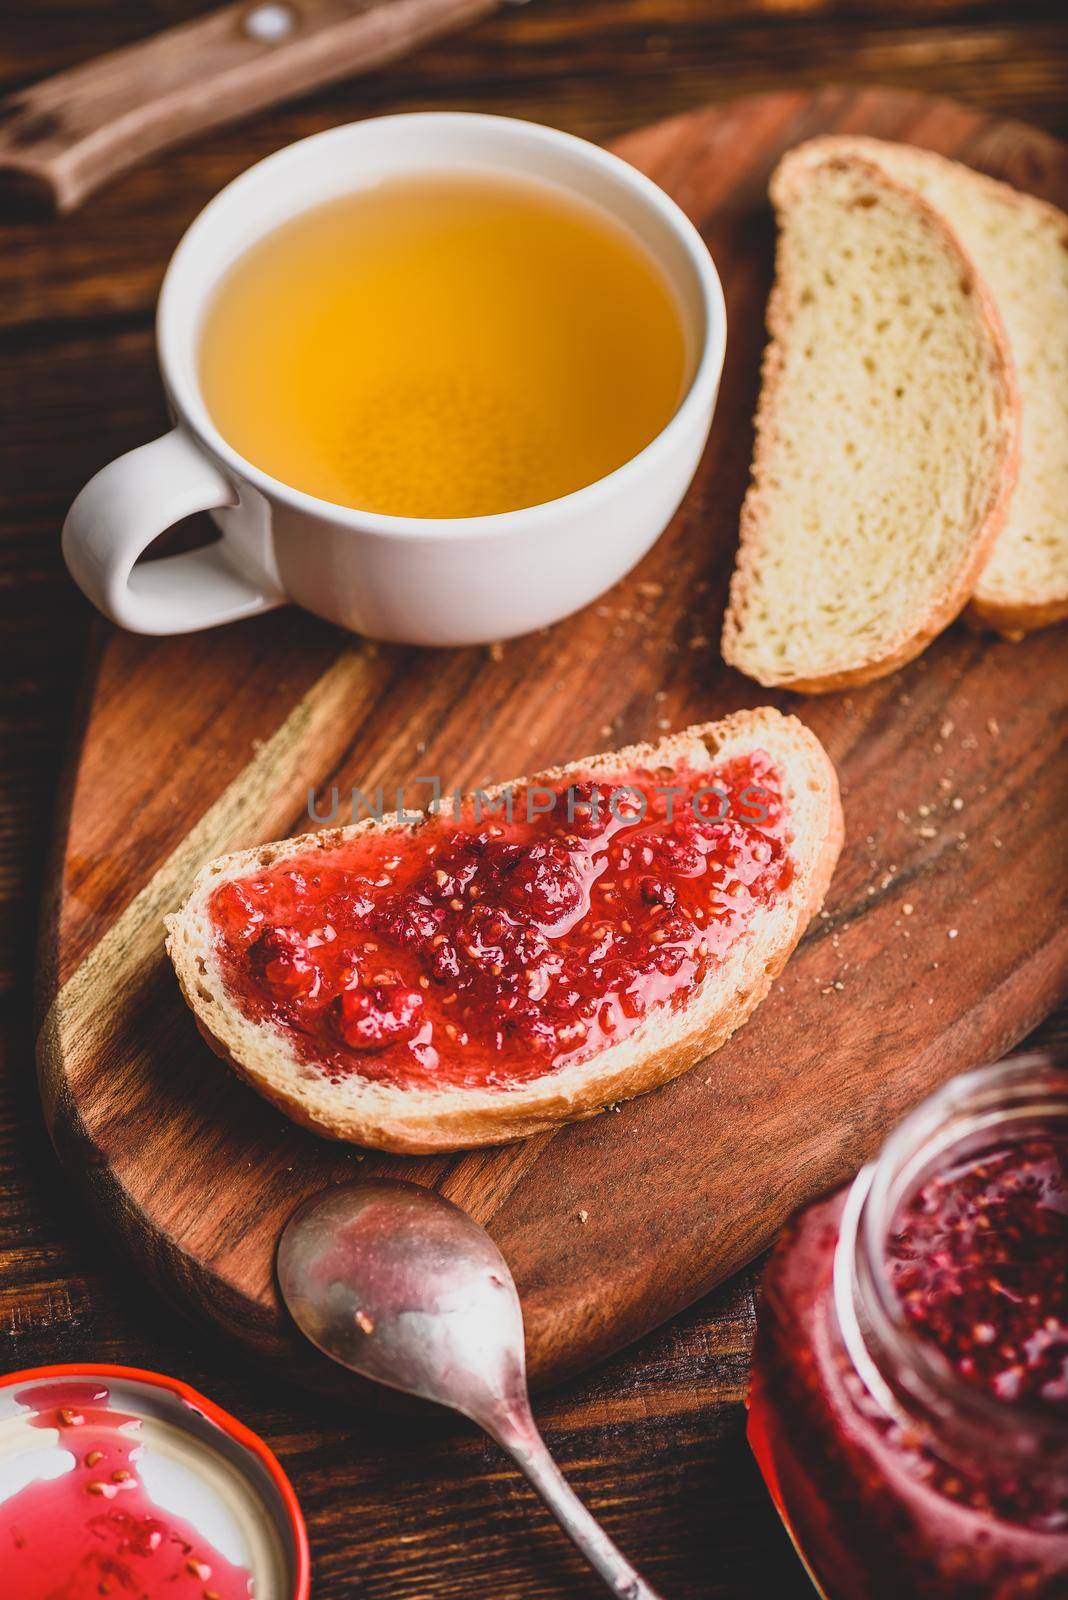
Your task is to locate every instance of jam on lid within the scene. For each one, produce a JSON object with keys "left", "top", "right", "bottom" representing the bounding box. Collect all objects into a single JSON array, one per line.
[
  {"left": 209, "top": 752, "right": 793, "bottom": 1090},
  {"left": 1, "top": 1380, "right": 254, "bottom": 1599}
]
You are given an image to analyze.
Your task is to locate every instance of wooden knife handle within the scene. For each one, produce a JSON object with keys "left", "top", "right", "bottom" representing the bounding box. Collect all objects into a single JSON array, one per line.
[{"left": 0, "top": 0, "right": 506, "bottom": 214}]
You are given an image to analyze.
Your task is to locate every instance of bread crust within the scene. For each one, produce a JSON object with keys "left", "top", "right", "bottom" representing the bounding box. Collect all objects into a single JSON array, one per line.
[
  {"left": 722, "top": 148, "right": 1020, "bottom": 693},
  {"left": 166, "top": 711, "right": 843, "bottom": 1153},
  {"left": 789, "top": 135, "right": 1068, "bottom": 642},
  {"left": 966, "top": 591, "right": 1068, "bottom": 640}
]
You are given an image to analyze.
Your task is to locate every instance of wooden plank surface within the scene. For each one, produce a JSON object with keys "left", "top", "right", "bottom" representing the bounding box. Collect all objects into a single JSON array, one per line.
[
  {"left": 33, "top": 85, "right": 1068, "bottom": 1397},
  {"left": 3, "top": 6, "right": 1068, "bottom": 1598}
]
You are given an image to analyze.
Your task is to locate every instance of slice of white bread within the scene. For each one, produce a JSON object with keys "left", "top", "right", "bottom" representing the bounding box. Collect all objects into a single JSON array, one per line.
[
  {"left": 166, "top": 710, "right": 842, "bottom": 1154},
  {"left": 782, "top": 136, "right": 1068, "bottom": 639},
  {"left": 721, "top": 147, "right": 1019, "bottom": 691}
]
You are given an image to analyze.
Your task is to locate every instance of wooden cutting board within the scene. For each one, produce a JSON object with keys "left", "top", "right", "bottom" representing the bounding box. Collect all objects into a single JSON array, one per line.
[{"left": 37, "top": 86, "right": 1068, "bottom": 1392}]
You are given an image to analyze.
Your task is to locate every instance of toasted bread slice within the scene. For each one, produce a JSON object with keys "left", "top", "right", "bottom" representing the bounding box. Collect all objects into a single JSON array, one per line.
[
  {"left": 166, "top": 711, "right": 842, "bottom": 1153},
  {"left": 784, "top": 136, "right": 1068, "bottom": 639},
  {"left": 721, "top": 147, "right": 1019, "bottom": 691}
]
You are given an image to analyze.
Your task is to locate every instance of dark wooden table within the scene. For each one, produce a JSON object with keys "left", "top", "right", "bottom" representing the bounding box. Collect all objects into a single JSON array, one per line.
[{"left": 3, "top": 5, "right": 1066, "bottom": 1596}]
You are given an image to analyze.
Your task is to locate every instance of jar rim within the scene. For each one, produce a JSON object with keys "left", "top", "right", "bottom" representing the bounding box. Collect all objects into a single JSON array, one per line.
[{"left": 835, "top": 1051, "right": 1068, "bottom": 1459}]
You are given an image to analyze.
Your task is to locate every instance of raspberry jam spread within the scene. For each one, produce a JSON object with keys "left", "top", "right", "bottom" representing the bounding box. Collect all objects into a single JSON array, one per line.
[
  {"left": 1, "top": 1381, "right": 253, "bottom": 1599},
  {"left": 888, "top": 1137, "right": 1068, "bottom": 1410},
  {"left": 209, "top": 752, "right": 793, "bottom": 1090},
  {"left": 747, "top": 1058, "right": 1068, "bottom": 1600}
]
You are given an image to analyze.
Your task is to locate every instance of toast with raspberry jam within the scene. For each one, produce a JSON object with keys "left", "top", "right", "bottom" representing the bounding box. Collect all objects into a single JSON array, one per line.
[{"left": 166, "top": 710, "right": 842, "bottom": 1153}]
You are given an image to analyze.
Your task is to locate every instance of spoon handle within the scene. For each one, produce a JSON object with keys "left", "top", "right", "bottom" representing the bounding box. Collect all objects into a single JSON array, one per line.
[{"left": 491, "top": 1411, "right": 664, "bottom": 1600}]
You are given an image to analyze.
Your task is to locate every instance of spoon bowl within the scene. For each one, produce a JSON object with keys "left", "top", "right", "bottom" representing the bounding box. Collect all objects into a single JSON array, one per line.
[{"left": 278, "top": 1178, "right": 527, "bottom": 1422}]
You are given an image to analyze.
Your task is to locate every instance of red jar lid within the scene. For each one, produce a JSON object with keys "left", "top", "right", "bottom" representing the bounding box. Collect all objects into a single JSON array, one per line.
[{"left": 0, "top": 1363, "right": 310, "bottom": 1599}]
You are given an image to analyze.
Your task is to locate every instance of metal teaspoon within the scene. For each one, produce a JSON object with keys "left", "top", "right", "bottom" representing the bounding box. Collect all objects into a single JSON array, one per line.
[{"left": 277, "top": 1178, "right": 663, "bottom": 1600}]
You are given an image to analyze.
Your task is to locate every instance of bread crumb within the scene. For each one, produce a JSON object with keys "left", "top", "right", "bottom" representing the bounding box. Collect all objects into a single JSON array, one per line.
[
  {"left": 987, "top": 717, "right": 999, "bottom": 736},
  {"left": 948, "top": 928, "right": 959, "bottom": 940},
  {"left": 940, "top": 719, "right": 955, "bottom": 739},
  {"left": 902, "top": 902, "right": 914, "bottom": 915},
  {"left": 951, "top": 796, "right": 964, "bottom": 811},
  {"left": 577, "top": 1209, "right": 589, "bottom": 1224},
  {"left": 918, "top": 825, "right": 937, "bottom": 838}
]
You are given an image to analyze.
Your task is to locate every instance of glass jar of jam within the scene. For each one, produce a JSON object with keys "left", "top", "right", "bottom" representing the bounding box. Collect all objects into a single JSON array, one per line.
[{"left": 748, "top": 1053, "right": 1068, "bottom": 1598}]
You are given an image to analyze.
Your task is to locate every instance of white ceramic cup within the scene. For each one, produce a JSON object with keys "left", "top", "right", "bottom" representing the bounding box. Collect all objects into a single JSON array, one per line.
[{"left": 62, "top": 113, "right": 726, "bottom": 646}]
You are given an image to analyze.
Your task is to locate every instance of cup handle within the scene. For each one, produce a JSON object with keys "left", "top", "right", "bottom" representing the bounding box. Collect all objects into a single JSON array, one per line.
[{"left": 62, "top": 428, "right": 284, "bottom": 634}]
